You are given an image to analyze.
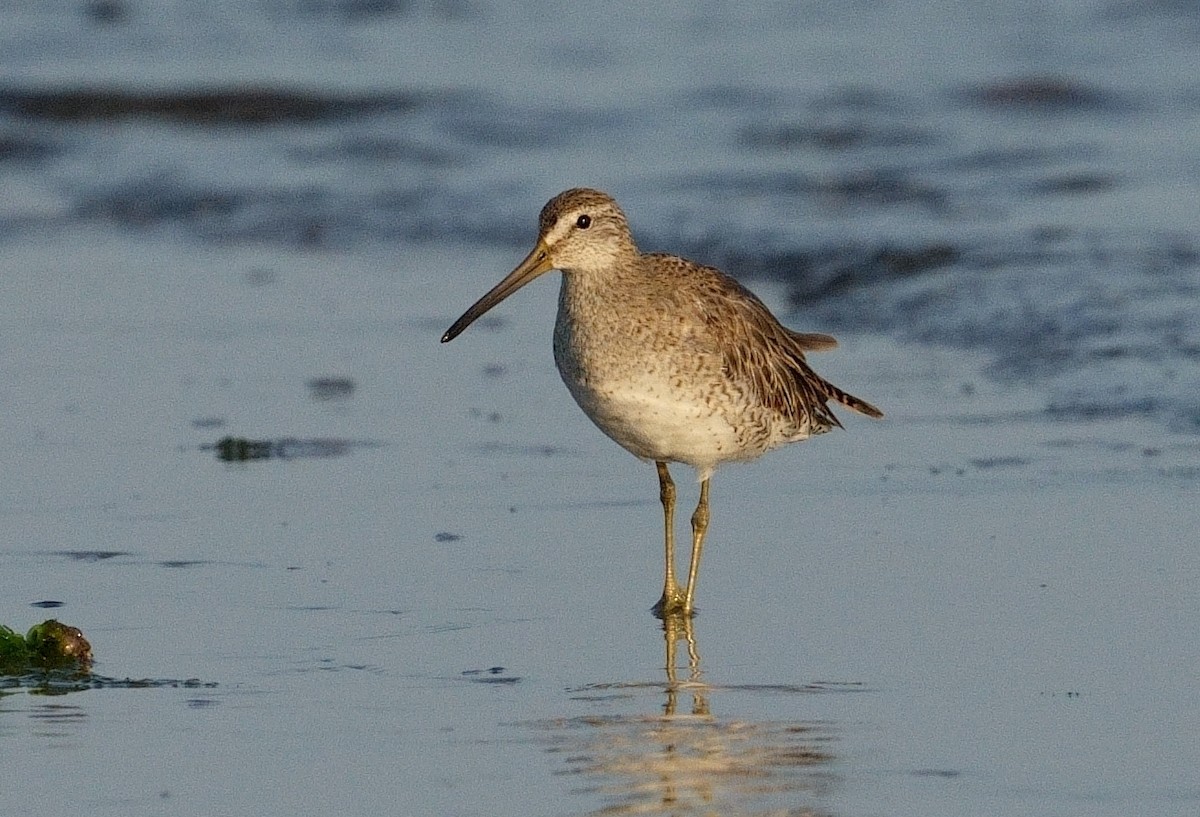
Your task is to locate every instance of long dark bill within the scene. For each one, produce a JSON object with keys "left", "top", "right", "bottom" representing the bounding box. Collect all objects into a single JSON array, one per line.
[{"left": 440, "top": 242, "right": 554, "bottom": 343}]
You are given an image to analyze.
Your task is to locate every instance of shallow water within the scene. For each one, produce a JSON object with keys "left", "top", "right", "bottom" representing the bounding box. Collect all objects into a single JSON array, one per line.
[
  {"left": 2, "top": 237, "right": 1196, "bottom": 816},
  {"left": 2, "top": 2, "right": 1199, "bottom": 816}
]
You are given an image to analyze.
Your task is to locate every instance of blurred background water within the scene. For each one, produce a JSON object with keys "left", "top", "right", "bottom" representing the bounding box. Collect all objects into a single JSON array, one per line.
[{"left": 3, "top": 0, "right": 1198, "bottom": 434}]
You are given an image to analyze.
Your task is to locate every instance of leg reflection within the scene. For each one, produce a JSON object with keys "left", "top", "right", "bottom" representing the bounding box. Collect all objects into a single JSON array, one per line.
[{"left": 662, "top": 611, "right": 708, "bottom": 717}]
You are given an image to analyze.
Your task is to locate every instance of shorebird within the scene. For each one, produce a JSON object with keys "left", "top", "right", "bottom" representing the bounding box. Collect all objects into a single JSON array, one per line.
[{"left": 442, "top": 188, "right": 882, "bottom": 617}]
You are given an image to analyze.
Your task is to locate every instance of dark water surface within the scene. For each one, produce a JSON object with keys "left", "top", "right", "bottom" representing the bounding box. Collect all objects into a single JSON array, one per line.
[{"left": 2, "top": 2, "right": 1198, "bottom": 816}]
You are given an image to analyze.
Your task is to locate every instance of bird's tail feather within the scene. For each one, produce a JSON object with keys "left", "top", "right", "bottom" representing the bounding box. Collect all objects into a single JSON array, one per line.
[{"left": 824, "top": 381, "right": 884, "bottom": 419}]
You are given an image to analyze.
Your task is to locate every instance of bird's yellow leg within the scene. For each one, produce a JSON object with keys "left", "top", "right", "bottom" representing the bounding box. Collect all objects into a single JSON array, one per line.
[
  {"left": 682, "top": 477, "right": 710, "bottom": 615},
  {"left": 653, "top": 461, "right": 685, "bottom": 617}
]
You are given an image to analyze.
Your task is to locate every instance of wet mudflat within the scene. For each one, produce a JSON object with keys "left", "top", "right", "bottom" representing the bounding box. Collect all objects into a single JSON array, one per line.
[{"left": 2, "top": 235, "right": 1196, "bottom": 816}]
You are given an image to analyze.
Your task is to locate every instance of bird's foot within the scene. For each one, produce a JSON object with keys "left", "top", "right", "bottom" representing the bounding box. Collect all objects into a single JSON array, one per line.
[{"left": 652, "top": 588, "right": 695, "bottom": 619}]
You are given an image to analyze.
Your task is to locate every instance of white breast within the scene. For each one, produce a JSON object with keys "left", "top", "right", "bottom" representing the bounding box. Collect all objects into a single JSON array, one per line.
[{"left": 558, "top": 367, "right": 765, "bottom": 479}]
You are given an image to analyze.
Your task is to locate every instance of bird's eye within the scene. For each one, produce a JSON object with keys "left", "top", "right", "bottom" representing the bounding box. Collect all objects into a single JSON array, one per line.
[{"left": 575, "top": 214, "right": 591, "bottom": 229}]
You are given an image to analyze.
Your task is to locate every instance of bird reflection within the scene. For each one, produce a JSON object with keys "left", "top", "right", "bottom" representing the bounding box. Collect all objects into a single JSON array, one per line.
[{"left": 536, "top": 614, "right": 841, "bottom": 816}]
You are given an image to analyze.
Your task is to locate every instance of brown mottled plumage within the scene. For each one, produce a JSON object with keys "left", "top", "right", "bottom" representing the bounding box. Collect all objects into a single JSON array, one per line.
[{"left": 442, "top": 188, "right": 882, "bottom": 617}]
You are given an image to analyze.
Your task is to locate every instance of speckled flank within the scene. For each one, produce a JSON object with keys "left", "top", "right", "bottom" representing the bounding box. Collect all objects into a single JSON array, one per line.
[{"left": 443, "top": 187, "right": 882, "bottom": 616}]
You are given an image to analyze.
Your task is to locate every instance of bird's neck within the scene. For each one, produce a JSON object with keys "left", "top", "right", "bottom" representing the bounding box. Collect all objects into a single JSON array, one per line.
[{"left": 557, "top": 254, "right": 662, "bottom": 322}]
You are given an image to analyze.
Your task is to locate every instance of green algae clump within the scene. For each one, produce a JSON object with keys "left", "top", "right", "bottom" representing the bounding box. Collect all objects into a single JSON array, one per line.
[{"left": 1, "top": 620, "right": 93, "bottom": 674}]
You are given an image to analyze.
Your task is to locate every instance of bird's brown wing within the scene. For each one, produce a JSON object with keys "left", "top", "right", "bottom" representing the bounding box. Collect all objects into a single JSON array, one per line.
[{"left": 683, "top": 262, "right": 883, "bottom": 425}]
